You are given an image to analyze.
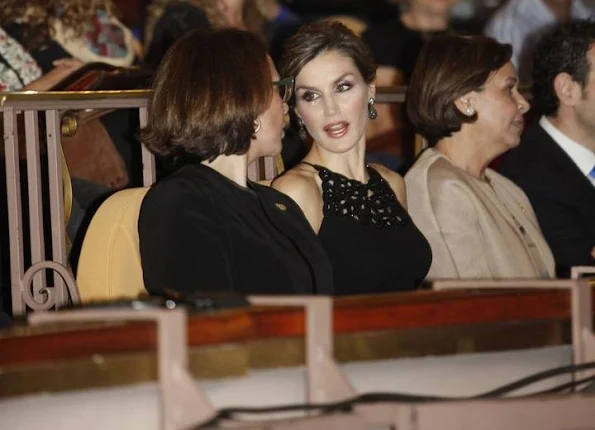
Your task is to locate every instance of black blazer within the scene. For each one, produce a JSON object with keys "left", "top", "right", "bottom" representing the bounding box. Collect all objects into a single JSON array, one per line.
[
  {"left": 499, "top": 122, "right": 595, "bottom": 277},
  {"left": 138, "top": 163, "right": 333, "bottom": 296}
]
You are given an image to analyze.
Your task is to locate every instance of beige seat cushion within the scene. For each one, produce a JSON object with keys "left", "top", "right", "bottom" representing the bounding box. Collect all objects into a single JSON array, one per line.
[{"left": 76, "top": 187, "right": 149, "bottom": 303}]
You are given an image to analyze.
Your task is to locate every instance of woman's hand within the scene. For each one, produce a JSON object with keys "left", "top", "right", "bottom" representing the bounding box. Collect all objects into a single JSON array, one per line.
[{"left": 22, "top": 58, "right": 84, "bottom": 91}]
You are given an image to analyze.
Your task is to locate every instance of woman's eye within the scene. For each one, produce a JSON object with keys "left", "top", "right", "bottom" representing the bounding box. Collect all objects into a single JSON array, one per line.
[
  {"left": 337, "top": 82, "right": 352, "bottom": 92},
  {"left": 302, "top": 91, "right": 318, "bottom": 102}
]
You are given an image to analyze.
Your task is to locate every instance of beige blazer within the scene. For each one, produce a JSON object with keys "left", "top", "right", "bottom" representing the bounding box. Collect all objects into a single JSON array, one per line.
[{"left": 405, "top": 149, "right": 555, "bottom": 280}]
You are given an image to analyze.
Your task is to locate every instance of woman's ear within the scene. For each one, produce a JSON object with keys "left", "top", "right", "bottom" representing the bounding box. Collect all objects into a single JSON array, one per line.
[
  {"left": 368, "top": 81, "right": 377, "bottom": 99},
  {"left": 454, "top": 93, "right": 476, "bottom": 117}
]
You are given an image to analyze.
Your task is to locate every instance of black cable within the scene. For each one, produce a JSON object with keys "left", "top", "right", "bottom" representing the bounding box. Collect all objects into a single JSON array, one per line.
[
  {"left": 475, "top": 361, "right": 595, "bottom": 398},
  {"left": 529, "top": 374, "right": 595, "bottom": 396},
  {"left": 214, "top": 392, "right": 446, "bottom": 419},
  {"left": 193, "top": 360, "right": 595, "bottom": 428}
]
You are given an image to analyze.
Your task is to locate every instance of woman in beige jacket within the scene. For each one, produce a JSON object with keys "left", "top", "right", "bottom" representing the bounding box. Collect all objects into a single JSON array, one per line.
[{"left": 405, "top": 35, "right": 555, "bottom": 280}]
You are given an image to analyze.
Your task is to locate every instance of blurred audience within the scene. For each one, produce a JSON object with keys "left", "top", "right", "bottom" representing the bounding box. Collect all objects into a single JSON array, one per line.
[
  {"left": 274, "top": 21, "right": 431, "bottom": 294},
  {"left": 144, "top": 0, "right": 265, "bottom": 69},
  {"left": 0, "top": 0, "right": 140, "bottom": 70},
  {"left": 485, "top": 0, "right": 593, "bottom": 83},
  {"left": 261, "top": 0, "right": 303, "bottom": 64},
  {"left": 405, "top": 35, "right": 555, "bottom": 279},
  {"left": 499, "top": 20, "right": 595, "bottom": 277},
  {"left": 1, "top": 0, "right": 146, "bottom": 186}
]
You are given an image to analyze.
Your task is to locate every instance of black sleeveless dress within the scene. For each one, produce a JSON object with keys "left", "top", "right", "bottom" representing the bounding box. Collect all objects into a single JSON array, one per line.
[{"left": 304, "top": 162, "right": 432, "bottom": 295}]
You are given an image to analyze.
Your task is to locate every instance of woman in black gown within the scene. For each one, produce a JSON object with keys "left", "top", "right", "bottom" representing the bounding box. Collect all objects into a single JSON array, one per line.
[{"left": 273, "top": 20, "right": 431, "bottom": 295}]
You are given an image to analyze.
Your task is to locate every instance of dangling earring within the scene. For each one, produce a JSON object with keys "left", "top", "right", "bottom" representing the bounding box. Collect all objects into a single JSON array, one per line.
[
  {"left": 253, "top": 118, "right": 261, "bottom": 134},
  {"left": 368, "top": 97, "right": 377, "bottom": 120},
  {"left": 297, "top": 117, "right": 307, "bottom": 141}
]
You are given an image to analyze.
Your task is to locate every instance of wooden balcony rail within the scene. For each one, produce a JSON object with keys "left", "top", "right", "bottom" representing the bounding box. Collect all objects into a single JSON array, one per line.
[{"left": 1, "top": 287, "right": 593, "bottom": 371}]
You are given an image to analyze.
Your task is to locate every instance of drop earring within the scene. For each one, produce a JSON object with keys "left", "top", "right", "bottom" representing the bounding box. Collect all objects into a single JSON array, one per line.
[
  {"left": 297, "top": 117, "right": 307, "bottom": 141},
  {"left": 368, "top": 97, "right": 377, "bottom": 120}
]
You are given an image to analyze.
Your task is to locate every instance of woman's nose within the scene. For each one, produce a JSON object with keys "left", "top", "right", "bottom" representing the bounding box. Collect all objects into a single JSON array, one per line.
[
  {"left": 517, "top": 93, "right": 530, "bottom": 114},
  {"left": 323, "top": 97, "right": 339, "bottom": 117}
]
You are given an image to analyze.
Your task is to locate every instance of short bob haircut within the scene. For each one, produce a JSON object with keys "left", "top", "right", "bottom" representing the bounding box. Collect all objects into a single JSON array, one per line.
[
  {"left": 142, "top": 28, "right": 272, "bottom": 161},
  {"left": 279, "top": 20, "right": 377, "bottom": 101},
  {"left": 532, "top": 20, "right": 595, "bottom": 116},
  {"left": 406, "top": 35, "right": 512, "bottom": 147}
]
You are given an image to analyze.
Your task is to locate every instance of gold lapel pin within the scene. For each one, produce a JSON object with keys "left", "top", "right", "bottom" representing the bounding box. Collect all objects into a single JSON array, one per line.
[{"left": 275, "top": 202, "right": 287, "bottom": 211}]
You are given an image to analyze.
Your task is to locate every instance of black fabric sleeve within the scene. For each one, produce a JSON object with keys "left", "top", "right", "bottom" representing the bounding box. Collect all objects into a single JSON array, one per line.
[{"left": 138, "top": 186, "right": 233, "bottom": 296}]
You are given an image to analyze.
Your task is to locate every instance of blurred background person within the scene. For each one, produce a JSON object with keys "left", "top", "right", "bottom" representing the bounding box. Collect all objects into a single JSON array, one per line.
[
  {"left": 0, "top": 0, "right": 141, "bottom": 71},
  {"left": 405, "top": 35, "right": 555, "bottom": 279},
  {"left": 485, "top": 0, "right": 593, "bottom": 84},
  {"left": 1, "top": 0, "right": 146, "bottom": 188},
  {"left": 144, "top": 0, "right": 265, "bottom": 69},
  {"left": 361, "top": 0, "right": 461, "bottom": 173}
]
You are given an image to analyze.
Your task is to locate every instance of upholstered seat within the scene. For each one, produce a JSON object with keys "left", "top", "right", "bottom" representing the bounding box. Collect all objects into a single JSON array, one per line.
[{"left": 76, "top": 187, "right": 149, "bottom": 303}]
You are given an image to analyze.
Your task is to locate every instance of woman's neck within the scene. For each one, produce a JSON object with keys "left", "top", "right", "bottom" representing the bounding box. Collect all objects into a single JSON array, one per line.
[
  {"left": 401, "top": 6, "right": 449, "bottom": 32},
  {"left": 202, "top": 153, "right": 249, "bottom": 187},
  {"left": 434, "top": 134, "right": 492, "bottom": 181},
  {"left": 306, "top": 140, "right": 368, "bottom": 183}
]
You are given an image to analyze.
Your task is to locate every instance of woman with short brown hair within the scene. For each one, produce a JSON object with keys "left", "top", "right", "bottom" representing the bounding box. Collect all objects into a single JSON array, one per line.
[
  {"left": 405, "top": 35, "right": 555, "bottom": 279},
  {"left": 139, "top": 28, "right": 332, "bottom": 296}
]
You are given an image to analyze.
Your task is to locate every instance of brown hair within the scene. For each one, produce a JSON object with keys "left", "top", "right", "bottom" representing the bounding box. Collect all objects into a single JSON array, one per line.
[
  {"left": 0, "top": 0, "right": 116, "bottom": 51},
  {"left": 279, "top": 20, "right": 376, "bottom": 101},
  {"left": 142, "top": 28, "right": 273, "bottom": 161},
  {"left": 406, "top": 35, "right": 512, "bottom": 146}
]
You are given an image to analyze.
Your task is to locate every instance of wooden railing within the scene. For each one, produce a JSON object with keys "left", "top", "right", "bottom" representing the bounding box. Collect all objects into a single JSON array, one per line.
[{"left": 1, "top": 287, "right": 593, "bottom": 395}]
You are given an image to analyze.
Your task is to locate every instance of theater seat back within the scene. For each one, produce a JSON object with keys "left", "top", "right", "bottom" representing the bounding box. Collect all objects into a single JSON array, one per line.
[{"left": 76, "top": 187, "right": 149, "bottom": 303}]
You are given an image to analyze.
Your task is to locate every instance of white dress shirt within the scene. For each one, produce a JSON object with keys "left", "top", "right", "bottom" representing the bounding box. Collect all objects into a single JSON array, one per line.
[{"left": 540, "top": 116, "right": 595, "bottom": 187}]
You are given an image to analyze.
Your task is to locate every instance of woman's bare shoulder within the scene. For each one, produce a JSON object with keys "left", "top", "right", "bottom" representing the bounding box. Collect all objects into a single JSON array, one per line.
[
  {"left": 273, "top": 165, "right": 319, "bottom": 197},
  {"left": 272, "top": 165, "right": 323, "bottom": 231}
]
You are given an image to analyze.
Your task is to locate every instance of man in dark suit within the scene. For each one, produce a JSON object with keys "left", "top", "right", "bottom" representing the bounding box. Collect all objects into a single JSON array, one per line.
[{"left": 499, "top": 20, "right": 595, "bottom": 277}]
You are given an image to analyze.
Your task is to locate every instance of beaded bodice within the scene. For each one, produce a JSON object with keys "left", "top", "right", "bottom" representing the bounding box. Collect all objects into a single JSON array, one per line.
[
  {"left": 303, "top": 162, "right": 408, "bottom": 228},
  {"left": 297, "top": 161, "right": 432, "bottom": 295}
]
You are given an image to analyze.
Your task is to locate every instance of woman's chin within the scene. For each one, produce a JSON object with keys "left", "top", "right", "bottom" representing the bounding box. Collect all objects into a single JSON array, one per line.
[{"left": 509, "top": 137, "right": 522, "bottom": 149}]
